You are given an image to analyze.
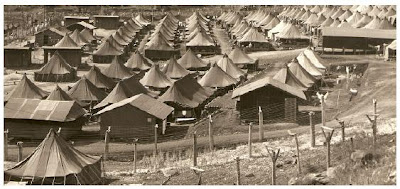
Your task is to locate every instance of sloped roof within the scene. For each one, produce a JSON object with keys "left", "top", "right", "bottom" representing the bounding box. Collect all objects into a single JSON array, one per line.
[
  {"left": 46, "top": 85, "right": 88, "bottom": 107},
  {"left": 256, "top": 14, "right": 275, "bottom": 27},
  {"left": 320, "top": 17, "right": 334, "bottom": 27},
  {"left": 231, "top": 77, "right": 306, "bottom": 100},
  {"left": 217, "top": 54, "right": 246, "bottom": 80},
  {"left": 303, "top": 48, "right": 326, "bottom": 70},
  {"left": 238, "top": 27, "right": 268, "bottom": 43},
  {"left": 288, "top": 59, "right": 316, "bottom": 88},
  {"left": 273, "top": 66, "right": 308, "bottom": 91},
  {"left": 94, "top": 81, "right": 136, "bottom": 109},
  {"left": 228, "top": 45, "right": 256, "bottom": 65},
  {"left": 5, "top": 73, "right": 49, "bottom": 101},
  {"left": 186, "top": 31, "right": 215, "bottom": 47},
  {"left": 135, "top": 13, "right": 151, "bottom": 26},
  {"left": 80, "top": 28, "right": 96, "bottom": 42},
  {"left": 296, "top": 52, "right": 323, "bottom": 77},
  {"left": 377, "top": 18, "right": 396, "bottom": 30},
  {"left": 70, "top": 29, "right": 88, "bottom": 46},
  {"left": 387, "top": 40, "right": 396, "bottom": 50},
  {"left": 67, "top": 21, "right": 96, "bottom": 30},
  {"left": 268, "top": 21, "right": 288, "bottom": 36},
  {"left": 321, "top": 27, "right": 396, "bottom": 39},
  {"left": 125, "top": 51, "right": 153, "bottom": 71},
  {"left": 93, "top": 39, "right": 123, "bottom": 56},
  {"left": 199, "top": 64, "right": 237, "bottom": 88},
  {"left": 85, "top": 65, "right": 116, "bottom": 90},
  {"left": 352, "top": 15, "right": 372, "bottom": 28},
  {"left": 162, "top": 56, "right": 190, "bottom": 79},
  {"left": 346, "top": 11, "right": 363, "bottom": 25},
  {"left": 67, "top": 76, "right": 107, "bottom": 102},
  {"left": 140, "top": 64, "right": 172, "bottom": 88},
  {"left": 120, "top": 75, "right": 151, "bottom": 96},
  {"left": 4, "top": 129, "right": 100, "bottom": 182},
  {"left": 262, "top": 17, "right": 281, "bottom": 30},
  {"left": 159, "top": 75, "right": 213, "bottom": 108},
  {"left": 363, "top": 16, "right": 382, "bottom": 29},
  {"left": 177, "top": 48, "right": 208, "bottom": 69},
  {"left": 338, "top": 10, "right": 353, "bottom": 21},
  {"left": 96, "top": 94, "right": 173, "bottom": 120},
  {"left": 5, "top": 98, "right": 86, "bottom": 122},
  {"left": 102, "top": 56, "right": 133, "bottom": 80},
  {"left": 331, "top": 8, "right": 345, "bottom": 19},
  {"left": 54, "top": 33, "right": 79, "bottom": 48},
  {"left": 145, "top": 32, "right": 174, "bottom": 51},
  {"left": 276, "top": 23, "right": 309, "bottom": 39},
  {"left": 338, "top": 20, "right": 353, "bottom": 28},
  {"left": 35, "top": 51, "right": 75, "bottom": 75}
]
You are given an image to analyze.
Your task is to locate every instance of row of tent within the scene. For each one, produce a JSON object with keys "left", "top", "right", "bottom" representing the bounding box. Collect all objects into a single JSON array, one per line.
[
  {"left": 93, "top": 15, "right": 150, "bottom": 63},
  {"left": 144, "top": 13, "right": 180, "bottom": 60},
  {"left": 278, "top": 5, "right": 396, "bottom": 30},
  {"left": 53, "top": 28, "right": 95, "bottom": 48},
  {"left": 185, "top": 12, "right": 218, "bottom": 54}
]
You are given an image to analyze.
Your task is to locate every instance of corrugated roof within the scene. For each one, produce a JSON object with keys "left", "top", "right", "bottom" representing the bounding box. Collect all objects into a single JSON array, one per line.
[
  {"left": 5, "top": 98, "right": 86, "bottom": 122},
  {"left": 321, "top": 27, "right": 396, "bottom": 39},
  {"left": 95, "top": 94, "right": 173, "bottom": 120},
  {"left": 231, "top": 77, "right": 306, "bottom": 100}
]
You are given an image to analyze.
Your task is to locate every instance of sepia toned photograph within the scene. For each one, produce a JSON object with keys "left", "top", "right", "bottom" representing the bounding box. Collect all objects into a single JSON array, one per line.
[{"left": 2, "top": 4, "right": 397, "bottom": 185}]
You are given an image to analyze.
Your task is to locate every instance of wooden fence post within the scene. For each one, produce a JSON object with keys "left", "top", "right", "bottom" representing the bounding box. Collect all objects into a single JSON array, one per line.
[
  {"left": 162, "top": 119, "right": 167, "bottom": 135},
  {"left": 235, "top": 157, "right": 241, "bottom": 185},
  {"left": 154, "top": 124, "right": 159, "bottom": 170},
  {"left": 321, "top": 126, "right": 335, "bottom": 170},
  {"left": 350, "top": 137, "right": 354, "bottom": 152},
  {"left": 288, "top": 130, "right": 301, "bottom": 174},
  {"left": 365, "top": 99, "right": 379, "bottom": 149},
  {"left": 208, "top": 115, "right": 214, "bottom": 151},
  {"left": 258, "top": 106, "right": 264, "bottom": 141},
  {"left": 309, "top": 111, "right": 315, "bottom": 147},
  {"left": 193, "top": 132, "right": 198, "bottom": 167},
  {"left": 17, "top": 141, "right": 23, "bottom": 162},
  {"left": 248, "top": 122, "right": 253, "bottom": 158},
  {"left": 104, "top": 126, "right": 111, "bottom": 161},
  {"left": 335, "top": 118, "right": 346, "bottom": 142},
  {"left": 4, "top": 129, "right": 9, "bottom": 161},
  {"left": 266, "top": 146, "right": 280, "bottom": 185},
  {"left": 133, "top": 138, "right": 138, "bottom": 173}
]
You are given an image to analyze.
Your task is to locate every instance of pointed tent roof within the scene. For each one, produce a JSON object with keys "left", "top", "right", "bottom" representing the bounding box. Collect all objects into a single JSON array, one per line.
[
  {"left": 54, "top": 33, "right": 79, "bottom": 48},
  {"left": 120, "top": 75, "right": 151, "bottom": 96},
  {"left": 67, "top": 76, "right": 107, "bottom": 102},
  {"left": 70, "top": 29, "right": 88, "bottom": 46},
  {"left": 162, "top": 56, "right": 190, "bottom": 79},
  {"left": 363, "top": 16, "right": 382, "bottom": 29},
  {"left": 46, "top": 85, "right": 88, "bottom": 107},
  {"left": 319, "top": 6, "right": 332, "bottom": 17},
  {"left": 238, "top": 27, "right": 268, "bottom": 43},
  {"left": 368, "top": 6, "right": 382, "bottom": 17},
  {"left": 262, "top": 17, "right": 281, "bottom": 30},
  {"left": 94, "top": 81, "right": 136, "bottom": 109},
  {"left": 140, "top": 64, "right": 172, "bottom": 89},
  {"left": 177, "top": 48, "right": 208, "bottom": 69},
  {"left": 228, "top": 45, "right": 256, "bottom": 65},
  {"left": 199, "top": 63, "right": 237, "bottom": 88},
  {"left": 331, "top": 8, "right": 345, "bottom": 20},
  {"left": 296, "top": 52, "right": 323, "bottom": 77},
  {"left": 338, "top": 9, "right": 353, "bottom": 21},
  {"left": 145, "top": 32, "right": 174, "bottom": 51},
  {"left": 102, "top": 56, "right": 133, "bottom": 80},
  {"left": 356, "top": 5, "right": 373, "bottom": 15},
  {"left": 35, "top": 51, "right": 75, "bottom": 75},
  {"left": 125, "top": 51, "right": 153, "bottom": 71},
  {"left": 377, "top": 7, "right": 389, "bottom": 18},
  {"left": 304, "top": 48, "right": 326, "bottom": 70},
  {"left": 268, "top": 21, "right": 288, "bottom": 37},
  {"left": 256, "top": 14, "right": 275, "bottom": 27},
  {"left": 305, "top": 13, "right": 326, "bottom": 26},
  {"left": 93, "top": 39, "right": 123, "bottom": 56},
  {"left": 330, "top": 18, "right": 342, "bottom": 27},
  {"left": 288, "top": 59, "right": 316, "bottom": 88},
  {"left": 217, "top": 54, "right": 246, "bottom": 80},
  {"left": 186, "top": 31, "right": 215, "bottom": 47},
  {"left": 4, "top": 129, "right": 101, "bottom": 184},
  {"left": 273, "top": 66, "right": 308, "bottom": 91},
  {"left": 353, "top": 14, "right": 372, "bottom": 28},
  {"left": 80, "top": 28, "right": 95, "bottom": 42},
  {"left": 85, "top": 65, "right": 116, "bottom": 90},
  {"left": 5, "top": 73, "right": 49, "bottom": 101},
  {"left": 276, "top": 23, "right": 308, "bottom": 39},
  {"left": 384, "top": 7, "right": 396, "bottom": 18},
  {"left": 294, "top": 9, "right": 307, "bottom": 20},
  {"left": 338, "top": 20, "right": 353, "bottom": 28},
  {"left": 300, "top": 10, "right": 312, "bottom": 21},
  {"left": 346, "top": 11, "right": 363, "bottom": 25},
  {"left": 310, "top": 5, "right": 322, "bottom": 13},
  {"left": 159, "top": 75, "right": 213, "bottom": 108},
  {"left": 320, "top": 16, "right": 334, "bottom": 27},
  {"left": 378, "top": 18, "right": 396, "bottom": 30}
]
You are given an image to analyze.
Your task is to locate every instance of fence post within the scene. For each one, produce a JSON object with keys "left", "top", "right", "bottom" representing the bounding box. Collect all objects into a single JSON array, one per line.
[
  {"left": 4, "top": 129, "right": 9, "bottom": 161},
  {"left": 309, "top": 111, "right": 315, "bottom": 147},
  {"left": 208, "top": 115, "right": 214, "bottom": 151},
  {"left": 154, "top": 124, "right": 159, "bottom": 171},
  {"left": 235, "top": 157, "right": 241, "bottom": 185},
  {"left": 57, "top": 127, "right": 62, "bottom": 135},
  {"left": 288, "top": 130, "right": 301, "bottom": 174},
  {"left": 248, "top": 122, "right": 253, "bottom": 158},
  {"left": 365, "top": 99, "right": 379, "bottom": 149},
  {"left": 17, "top": 141, "right": 23, "bottom": 162},
  {"left": 104, "top": 126, "right": 111, "bottom": 161},
  {"left": 266, "top": 146, "right": 280, "bottom": 185},
  {"left": 133, "top": 138, "right": 138, "bottom": 173},
  {"left": 321, "top": 126, "right": 335, "bottom": 170},
  {"left": 336, "top": 118, "right": 346, "bottom": 142},
  {"left": 162, "top": 119, "right": 167, "bottom": 135},
  {"left": 258, "top": 106, "right": 264, "bottom": 141},
  {"left": 350, "top": 137, "right": 354, "bottom": 152},
  {"left": 193, "top": 132, "right": 198, "bottom": 167}
]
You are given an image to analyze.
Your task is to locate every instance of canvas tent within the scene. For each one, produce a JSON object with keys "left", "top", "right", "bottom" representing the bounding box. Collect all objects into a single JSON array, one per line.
[
  {"left": 140, "top": 64, "right": 172, "bottom": 90},
  {"left": 217, "top": 54, "right": 246, "bottom": 80},
  {"left": 67, "top": 76, "right": 107, "bottom": 104},
  {"left": 162, "top": 56, "right": 190, "bottom": 79},
  {"left": 199, "top": 63, "right": 238, "bottom": 88},
  {"left": 296, "top": 52, "right": 323, "bottom": 77},
  {"left": 177, "top": 48, "right": 209, "bottom": 71},
  {"left": 228, "top": 45, "right": 258, "bottom": 70},
  {"left": 273, "top": 66, "right": 308, "bottom": 91},
  {"left": 4, "top": 129, "right": 102, "bottom": 184},
  {"left": 84, "top": 65, "right": 116, "bottom": 92},
  {"left": 125, "top": 51, "right": 153, "bottom": 71},
  {"left": 385, "top": 40, "right": 396, "bottom": 61},
  {"left": 5, "top": 73, "right": 49, "bottom": 102},
  {"left": 34, "top": 51, "right": 77, "bottom": 82},
  {"left": 94, "top": 81, "right": 138, "bottom": 109},
  {"left": 46, "top": 85, "right": 88, "bottom": 107},
  {"left": 101, "top": 56, "right": 133, "bottom": 80}
]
